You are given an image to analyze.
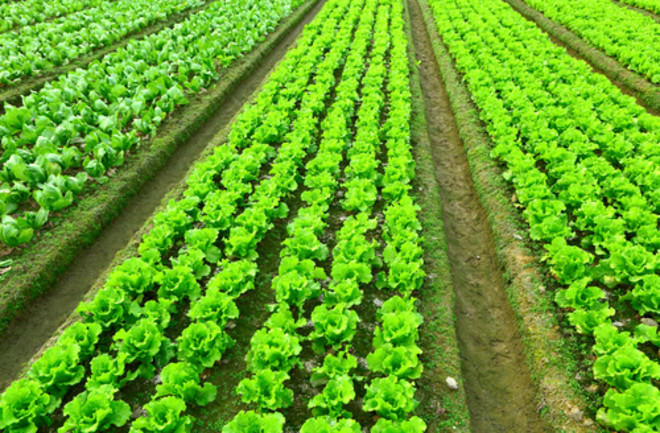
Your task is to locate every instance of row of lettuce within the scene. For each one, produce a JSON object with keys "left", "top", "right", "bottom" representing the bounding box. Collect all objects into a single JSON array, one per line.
[
  {"left": 0, "top": 0, "right": 204, "bottom": 86},
  {"left": 226, "top": 0, "right": 374, "bottom": 427},
  {"left": 0, "top": 0, "right": 305, "bottom": 249},
  {"left": 617, "top": 0, "right": 660, "bottom": 14},
  {"left": 223, "top": 0, "right": 430, "bottom": 431},
  {"left": 0, "top": 0, "right": 438, "bottom": 431},
  {"left": 0, "top": 0, "right": 106, "bottom": 33},
  {"left": 521, "top": 0, "right": 660, "bottom": 84},
  {"left": 426, "top": 0, "right": 660, "bottom": 431}
]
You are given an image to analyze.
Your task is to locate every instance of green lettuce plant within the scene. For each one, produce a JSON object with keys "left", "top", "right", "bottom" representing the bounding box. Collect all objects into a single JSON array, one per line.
[
  {"left": 371, "top": 417, "right": 427, "bottom": 433},
  {"left": 308, "top": 375, "right": 355, "bottom": 417},
  {"left": 58, "top": 385, "right": 130, "bottom": 433},
  {"left": 57, "top": 322, "right": 102, "bottom": 358},
  {"left": 246, "top": 327, "right": 302, "bottom": 372},
  {"left": 222, "top": 410, "right": 285, "bottom": 433},
  {"left": 0, "top": 378, "right": 58, "bottom": 433},
  {"left": 187, "top": 289, "right": 239, "bottom": 326},
  {"left": 236, "top": 369, "right": 293, "bottom": 411},
  {"left": 29, "top": 344, "right": 85, "bottom": 398},
  {"left": 176, "top": 321, "right": 234, "bottom": 370},
  {"left": 310, "top": 303, "right": 359, "bottom": 352},
  {"left": 155, "top": 362, "right": 217, "bottom": 406},
  {"left": 300, "top": 417, "right": 361, "bottom": 433},
  {"left": 363, "top": 376, "right": 418, "bottom": 421},
  {"left": 367, "top": 343, "right": 423, "bottom": 379},
  {"left": 597, "top": 383, "right": 660, "bottom": 433},
  {"left": 130, "top": 397, "right": 191, "bottom": 433}
]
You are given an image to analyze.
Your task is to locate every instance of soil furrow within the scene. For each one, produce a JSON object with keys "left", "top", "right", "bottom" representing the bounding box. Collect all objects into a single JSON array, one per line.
[
  {"left": 407, "top": 0, "right": 545, "bottom": 431},
  {"left": 0, "top": 0, "right": 327, "bottom": 392}
]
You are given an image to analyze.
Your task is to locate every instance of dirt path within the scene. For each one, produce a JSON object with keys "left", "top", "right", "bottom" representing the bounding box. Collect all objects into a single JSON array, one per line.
[
  {"left": 407, "top": 0, "right": 545, "bottom": 431},
  {"left": 0, "top": 0, "right": 326, "bottom": 392}
]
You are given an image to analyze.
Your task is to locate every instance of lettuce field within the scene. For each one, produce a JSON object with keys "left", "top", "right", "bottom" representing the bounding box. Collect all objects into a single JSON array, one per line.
[{"left": 0, "top": 0, "right": 658, "bottom": 432}]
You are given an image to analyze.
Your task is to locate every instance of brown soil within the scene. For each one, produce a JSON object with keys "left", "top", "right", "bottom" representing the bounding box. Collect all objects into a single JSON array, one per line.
[{"left": 408, "top": 0, "right": 545, "bottom": 431}]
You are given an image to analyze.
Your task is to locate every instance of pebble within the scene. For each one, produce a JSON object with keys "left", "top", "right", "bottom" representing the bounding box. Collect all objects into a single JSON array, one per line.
[
  {"left": 641, "top": 318, "right": 658, "bottom": 328},
  {"left": 513, "top": 234, "right": 523, "bottom": 241},
  {"left": 612, "top": 321, "right": 624, "bottom": 328},
  {"left": 586, "top": 384, "right": 599, "bottom": 393},
  {"left": 446, "top": 376, "right": 459, "bottom": 390},
  {"left": 566, "top": 406, "right": 584, "bottom": 422}
]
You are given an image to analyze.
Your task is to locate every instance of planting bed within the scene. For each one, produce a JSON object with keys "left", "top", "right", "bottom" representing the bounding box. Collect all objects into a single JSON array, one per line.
[{"left": 0, "top": 0, "right": 659, "bottom": 432}]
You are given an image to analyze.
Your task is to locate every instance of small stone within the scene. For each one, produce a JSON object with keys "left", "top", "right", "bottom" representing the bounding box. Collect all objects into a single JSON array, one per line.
[
  {"left": 373, "top": 297, "right": 384, "bottom": 307},
  {"left": 641, "top": 318, "right": 659, "bottom": 328},
  {"left": 445, "top": 377, "right": 459, "bottom": 390},
  {"left": 586, "top": 384, "right": 599, "bottom": 393},
  {"left": 539, "top": 286, "right": 546, "bottom": 293},
  {"left": 513, "top": 234, "right": 523, "bottom": 241},
  {"left": 566, "top": 406, "right": 584, "bottom": 422},
  {"left": 612, "top": 321, "right": 624, "bottom": 328}
]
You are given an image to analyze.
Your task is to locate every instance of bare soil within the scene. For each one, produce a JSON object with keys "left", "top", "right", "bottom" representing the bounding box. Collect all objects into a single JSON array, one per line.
[{"left": 407, "top": 0, "right": 545, "bottom": 431}]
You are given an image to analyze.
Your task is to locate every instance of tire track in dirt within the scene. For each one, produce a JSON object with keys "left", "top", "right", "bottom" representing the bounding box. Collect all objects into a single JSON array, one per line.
[{"left": 407, "top": 0, "right": 545, "bottom": 431}]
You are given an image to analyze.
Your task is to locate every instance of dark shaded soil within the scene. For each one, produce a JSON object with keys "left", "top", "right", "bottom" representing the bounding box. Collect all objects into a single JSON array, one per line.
[
  {"left": 408, "top": 0, "right": 545, "bottom": 431},
  {"left": 0, "top": 0, "right": 326, "bottom": 392}
]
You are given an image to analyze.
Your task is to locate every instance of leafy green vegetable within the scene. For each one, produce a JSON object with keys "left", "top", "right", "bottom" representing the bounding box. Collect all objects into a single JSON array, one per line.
[
  {"left": 236, "top": 369, "right": 293, "bottom": 411},
  {"left": 363, "top": 376, "right": 418, "bottom": 421},
  {"left": 130, "top": 397, "right": 191, "bottom": 433},
  {"left": 222, "top": 410, "right": 285, "bottom": 433},
  {"left": 58, "top": 385, "right": 130, "bottom": 433},
  {"left": 0, "top": 379, "right": 58, "bottom": 433},
  {"left": 155, "top": 363, "right": 217, "bottom": 406},
  {"left": 176, "top": 321, "right": 233, "bottom": 370}
]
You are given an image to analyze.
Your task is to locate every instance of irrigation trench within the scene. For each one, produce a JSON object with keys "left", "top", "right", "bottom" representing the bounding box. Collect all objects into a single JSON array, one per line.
[
  {"left": 407, "top": 0, "right": 545, "bottom": 431},
  {"left": 0, "top": 0, "right": 327, "bottom": 392}
]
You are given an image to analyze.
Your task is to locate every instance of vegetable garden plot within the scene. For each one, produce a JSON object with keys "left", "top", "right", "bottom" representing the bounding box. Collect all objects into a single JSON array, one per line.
[
  {"left": 520, "top": 0, "right": 660, "bottom": 84},
  {"left": 0, "top": 0, "right": 449, "bottom": 431},
  {"left": 426, "top": 0, "right": 660, "bottom": 431},
  {"left": 0, "top": 0, "right": 205, "bottom": 86},
  {"left": 0, "top": 0, "right": 305, "bottom": 250},
  {"left": 0, "top": 0, "right": 108, "bottom": 33},
  {"left": 617, "top": 0, "right": 660, "bottom": 14}
]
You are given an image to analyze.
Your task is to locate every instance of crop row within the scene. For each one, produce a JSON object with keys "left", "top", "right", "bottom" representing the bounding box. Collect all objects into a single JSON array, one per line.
[
  {"left": 522, "top": 0, "right": 660, "bottom": 83},
  {"left": 362, "top": 1, "right": 426, "bottom": 431},
  {"left": 0, "top": 0, "right": 304, "bottom": 249},
  {"left": 617, "top": 0, "right": 660, "bottom": 14},
  {"left": 302, "top": 0, "right": 383, "bottom": 428},
  {"left": 0, "top": 0, "right": 107, "bottom": 33},
  {"left": 225, "top": 0, "right": 371, "bottom": 429},
  {"left": 0, "top": 0, "right": 338, "bottom": 430},
  {"left": 0, "top": 0, "right": 204, "bottom": 85},
  {"left": 427, "top": 0, "right": 660, "bottom": 430}
]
